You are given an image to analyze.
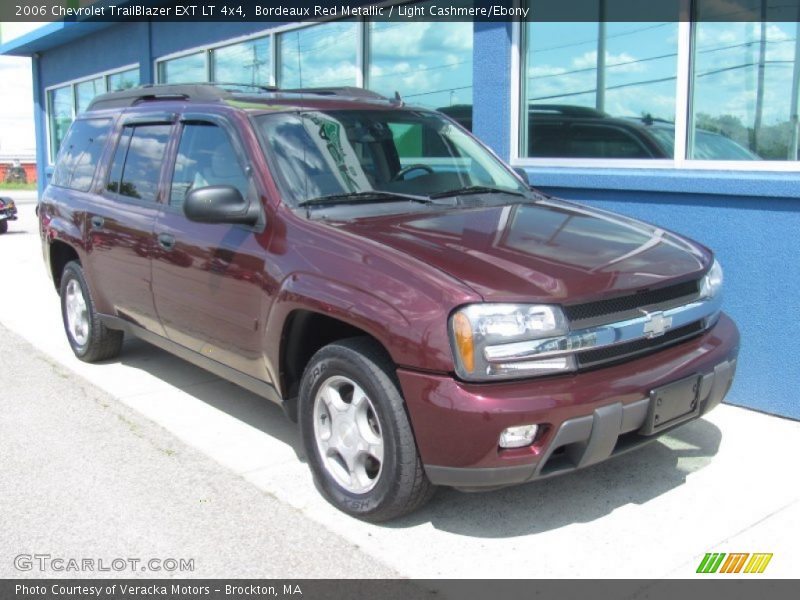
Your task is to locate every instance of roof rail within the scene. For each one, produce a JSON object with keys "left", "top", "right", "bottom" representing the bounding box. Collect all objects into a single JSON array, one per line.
[
  {"left": 275, "top": 86, "right": 389, "bottom": 101},
  {"left": 86, "top": 84, "right": 233, "bottom": 111},
  {"left": 86, "top": 83, "right": 395, "bottom": 112}
]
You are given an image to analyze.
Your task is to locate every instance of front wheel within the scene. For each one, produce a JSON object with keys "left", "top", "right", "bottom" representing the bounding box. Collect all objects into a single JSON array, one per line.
[
  {"left": 0, "top": 219, "right": 7, "bottom": 234},
  {"left": 298, "top": 338, "right": 435, "bottom": 521}
]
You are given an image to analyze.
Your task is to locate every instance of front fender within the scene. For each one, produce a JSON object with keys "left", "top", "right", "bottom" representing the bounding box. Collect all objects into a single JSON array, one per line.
[{"left": 264, "top": 272, "right": 453, "bottom": 391}]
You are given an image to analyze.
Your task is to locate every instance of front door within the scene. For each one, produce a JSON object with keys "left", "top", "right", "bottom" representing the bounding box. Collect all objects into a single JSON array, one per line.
[{"left": 151, "top": 117, "right": 270, "bottom": 381}]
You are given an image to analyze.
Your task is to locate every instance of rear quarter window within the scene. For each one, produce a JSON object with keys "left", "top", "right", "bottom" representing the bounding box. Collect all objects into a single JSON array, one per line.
[{"left": 51, "top": 119, "right": 112, "bottom": 192}]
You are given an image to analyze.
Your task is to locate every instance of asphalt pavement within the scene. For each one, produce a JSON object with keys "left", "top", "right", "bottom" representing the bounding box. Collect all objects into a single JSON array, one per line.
[
  {"left": 0, "top": 323, "right": 399, "bottom": 579},
  {"left": 1, "top": 190, "right": 798, "bottom": 580}
]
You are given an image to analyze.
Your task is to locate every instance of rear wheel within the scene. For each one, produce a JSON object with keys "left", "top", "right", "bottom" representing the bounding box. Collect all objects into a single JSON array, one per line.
[
  {"left": 60, "top": 261, "right": 123, "bottom": 362},
  {"left": 298, "top": 337, "right": 435, "bottom": 522}
]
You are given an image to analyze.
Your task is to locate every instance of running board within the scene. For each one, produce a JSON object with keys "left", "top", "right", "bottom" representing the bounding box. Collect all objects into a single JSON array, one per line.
[{"left": 99, "top": 314, "right": 283, "bottom": 407}]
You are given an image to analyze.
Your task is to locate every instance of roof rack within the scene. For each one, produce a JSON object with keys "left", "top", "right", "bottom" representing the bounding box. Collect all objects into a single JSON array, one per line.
[
  {"left": 86, "top": 84, "right": 232, "bottom": 111},
  {"left": 275, "top": 86, "right": 388, "bottom": 101},
  {"left": 86, "top": 83, "right": 394, "bottom": 112}
]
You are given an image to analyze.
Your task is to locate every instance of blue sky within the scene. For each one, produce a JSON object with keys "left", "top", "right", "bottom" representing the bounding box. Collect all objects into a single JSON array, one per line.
[{"left": 525, "top": 21, "right": 799, "bottom": 127}]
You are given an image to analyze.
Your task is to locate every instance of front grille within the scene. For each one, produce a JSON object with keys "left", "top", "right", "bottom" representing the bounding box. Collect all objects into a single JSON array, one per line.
[
  {"left": 576, "top": 320, "right": 705, "bottom": 370},
  {"left": 564, "top": 279, "right": 700, "bottom": 323}
]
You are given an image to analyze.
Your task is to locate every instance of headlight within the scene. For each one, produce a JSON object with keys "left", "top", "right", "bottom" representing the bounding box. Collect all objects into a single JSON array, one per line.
[
  {"left": 700, "top": 259, "right": 723, "bottom": 299},
  {"left": 449, "top": 304, "right": 573, "bottom": 381}
]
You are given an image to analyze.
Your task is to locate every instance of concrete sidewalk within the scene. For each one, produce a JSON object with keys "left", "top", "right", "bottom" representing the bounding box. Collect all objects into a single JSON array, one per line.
[{"left": 1, "top": 191, "right": 798, "bottom": 579}]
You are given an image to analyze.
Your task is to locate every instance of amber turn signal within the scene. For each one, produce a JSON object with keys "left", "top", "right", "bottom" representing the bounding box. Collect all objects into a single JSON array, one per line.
[{"left": 452, "top": 312, "right": 475, "bottom": 374}]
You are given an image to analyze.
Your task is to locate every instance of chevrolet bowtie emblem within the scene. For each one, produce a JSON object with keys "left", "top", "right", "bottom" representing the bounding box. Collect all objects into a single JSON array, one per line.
[{"left": 641, "top": 310, "right": 673, "bottom": 338}]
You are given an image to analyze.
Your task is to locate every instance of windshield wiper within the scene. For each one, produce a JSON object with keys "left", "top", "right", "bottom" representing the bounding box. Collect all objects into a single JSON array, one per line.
[
  {"left": 298, "top": 191, "right": 432, "bottom": 208},
  {"left": 429, "top": 185, "right": 528, "bottom": 200}
]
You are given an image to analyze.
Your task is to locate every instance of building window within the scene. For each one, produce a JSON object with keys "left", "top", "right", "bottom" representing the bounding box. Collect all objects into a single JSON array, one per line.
[
  {"left": 368, "top": 18, "right": 473, "bottom": 123},
  {"left": 211, "top": 37, "right": 271, "bottom": 87},
  {"left": 46, "top": 66, "right": 140, "bottom": 163},
  {"left": 691, "top": 20, "right": 799, "bottom": 161},
  {"left": 278, "top": 21, "right": 358, "bottom": 88},
  {"left": 75, "top": 77, "right": 104, "bottom": 114},
  {"left": 521, "top": 10, "right": 679, "bottom": 159},
  {"left": 158, "top": 52, "right": 206, "bottom": 84},
  {"left": 107, "top": 68, "right": 139, "bottom": 92},
  {"left": 47, "top": 86, "right": 73, "bottom": 162}
]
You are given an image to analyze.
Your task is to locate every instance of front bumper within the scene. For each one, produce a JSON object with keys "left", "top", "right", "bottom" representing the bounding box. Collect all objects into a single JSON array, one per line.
[{"left": 398, "top": 313, "right": 739, "bottom": 490}]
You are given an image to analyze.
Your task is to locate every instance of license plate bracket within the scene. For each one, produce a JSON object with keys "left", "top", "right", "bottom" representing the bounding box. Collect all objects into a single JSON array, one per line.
[{"left": 640, "top": 374, "right": 702, "bottom": 436}]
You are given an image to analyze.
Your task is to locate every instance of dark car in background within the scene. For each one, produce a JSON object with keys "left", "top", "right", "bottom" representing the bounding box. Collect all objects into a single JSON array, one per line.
[
  {"left": 40, "top": 84, "right": 739, "bottom": 521},
  {"left": 0, "top": 197, "right": 18, "bottom": 234}
]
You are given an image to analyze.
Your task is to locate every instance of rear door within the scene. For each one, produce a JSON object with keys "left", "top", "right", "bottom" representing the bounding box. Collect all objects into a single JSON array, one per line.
[
  {"left": 86, "top": 115, "right": 175, "bottom": 333},
  {"left": 151, "top": 115, "right": 270, "bottom": 380}
]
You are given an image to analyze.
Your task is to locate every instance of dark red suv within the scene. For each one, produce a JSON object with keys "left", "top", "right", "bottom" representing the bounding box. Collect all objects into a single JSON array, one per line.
[{"left": 40, "top": 84, "right": 739, "bottom": 521}]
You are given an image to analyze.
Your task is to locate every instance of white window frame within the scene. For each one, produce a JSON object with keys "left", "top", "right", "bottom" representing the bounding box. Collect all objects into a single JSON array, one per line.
[
  {"left": 510, "top": 0, "right": 800, "bottom": 173},
  {"left": 44, "top": 63, "right": 140, "bottom": 165}
]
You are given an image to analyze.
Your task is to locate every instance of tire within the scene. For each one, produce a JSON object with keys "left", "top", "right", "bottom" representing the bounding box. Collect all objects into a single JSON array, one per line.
[
  {"left": 0, "top": 220, "right": 7, "bottom": 234},
  {"left": 298, "top": 337, "right": 435, "bottom": 522},
  {"left": 60, "top": 260, "right": 123, "bottom": 362}
]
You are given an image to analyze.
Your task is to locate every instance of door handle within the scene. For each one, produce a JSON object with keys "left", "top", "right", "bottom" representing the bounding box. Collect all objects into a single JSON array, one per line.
[
  {"left": 90, "top": 215, "right": 104, "bottom": 229},
  {"left": 157, "top": 233, "right": 176, "bottom": 251}
]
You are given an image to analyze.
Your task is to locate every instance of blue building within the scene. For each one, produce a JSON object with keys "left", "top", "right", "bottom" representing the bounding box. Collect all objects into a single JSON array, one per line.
[{"left": 2, "top": 1, "right": 798, "bottom": 419}]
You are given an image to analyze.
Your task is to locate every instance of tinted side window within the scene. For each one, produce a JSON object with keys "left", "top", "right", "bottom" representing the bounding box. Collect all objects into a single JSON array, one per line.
[
  {"left": 106, "top": 124, "right": 171, "bottom": 202},
  {"left": 170, "top": 123, "right": 250, "bottom": 209},
  {"left": 106, "top": 128, "right": 132, "bottom": 195},
  {"left": 51, "top": 119, "right": 112, "bottom": 192},
  {"left": 566, "top": 125, "right": 652, "bottom": 159}
]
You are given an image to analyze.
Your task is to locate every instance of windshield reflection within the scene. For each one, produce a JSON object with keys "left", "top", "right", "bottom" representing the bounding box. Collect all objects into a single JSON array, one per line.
[{"left": 255, "top": 110, "right": 527, "bottom": 207}]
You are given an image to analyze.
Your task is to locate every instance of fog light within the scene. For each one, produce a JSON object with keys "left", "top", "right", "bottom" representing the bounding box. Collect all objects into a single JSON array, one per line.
[{"left": 499, "top": 424, "right": 539, "bottom": 449}]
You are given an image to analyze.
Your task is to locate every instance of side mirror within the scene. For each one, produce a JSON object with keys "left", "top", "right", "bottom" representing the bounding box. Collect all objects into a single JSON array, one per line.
[
  {"left": 183, "top": 185, "right": 259, "bottom": 226},
  {"left": 513, "top": 167, "right": 530, "bottom": 186}
]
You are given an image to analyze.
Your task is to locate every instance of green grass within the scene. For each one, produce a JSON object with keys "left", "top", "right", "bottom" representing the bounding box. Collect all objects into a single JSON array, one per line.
[
  {"left": 0, "top": 181, "right": 37, "bottom": 191},
  {"left": 0, "top": 182, "right": 37, "bottom": 191}
]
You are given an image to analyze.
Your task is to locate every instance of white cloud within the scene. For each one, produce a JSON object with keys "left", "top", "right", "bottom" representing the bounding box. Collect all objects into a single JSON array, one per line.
[
  {"left": 0, "top": 56, "right": 35, "bottom": 155},
  {"left": 371, "top": 23, "right": 431, "bottom": 59}
]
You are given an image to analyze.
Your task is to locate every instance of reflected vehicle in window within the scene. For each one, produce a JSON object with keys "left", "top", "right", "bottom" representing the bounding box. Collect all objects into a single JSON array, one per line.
[
  {"left": 40, "top": 84, "right": 739, "bottom": 522},
  {"left": 441, "top": 104, "right": 759, "bottom": 160},
  {"left": 643, "top": 119, "right": 761, "bottom": 161},
  {"left": 525, "top": 105, "right": 760, "bottom": 160}
]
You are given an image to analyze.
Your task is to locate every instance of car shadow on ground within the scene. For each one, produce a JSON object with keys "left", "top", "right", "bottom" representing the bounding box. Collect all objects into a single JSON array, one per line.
[
  {"left": 111, "top": 337, "right": 302, "bottom": 455},
  {"left": 389, "top": 418, "right": 721, "bottom": 537},
  {"left": 107, "top": 336, "right": 721, "bottom": 537}
]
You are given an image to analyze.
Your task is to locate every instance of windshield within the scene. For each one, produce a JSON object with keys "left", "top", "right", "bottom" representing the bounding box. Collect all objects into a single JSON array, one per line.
[{"left": 254, "top": 110, "right": 527, "bottom": 206}]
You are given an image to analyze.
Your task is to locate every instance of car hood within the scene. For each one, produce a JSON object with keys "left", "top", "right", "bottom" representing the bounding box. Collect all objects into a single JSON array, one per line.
[{"left": 330, "top": 198, "right": 711, "bottom": 303}]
